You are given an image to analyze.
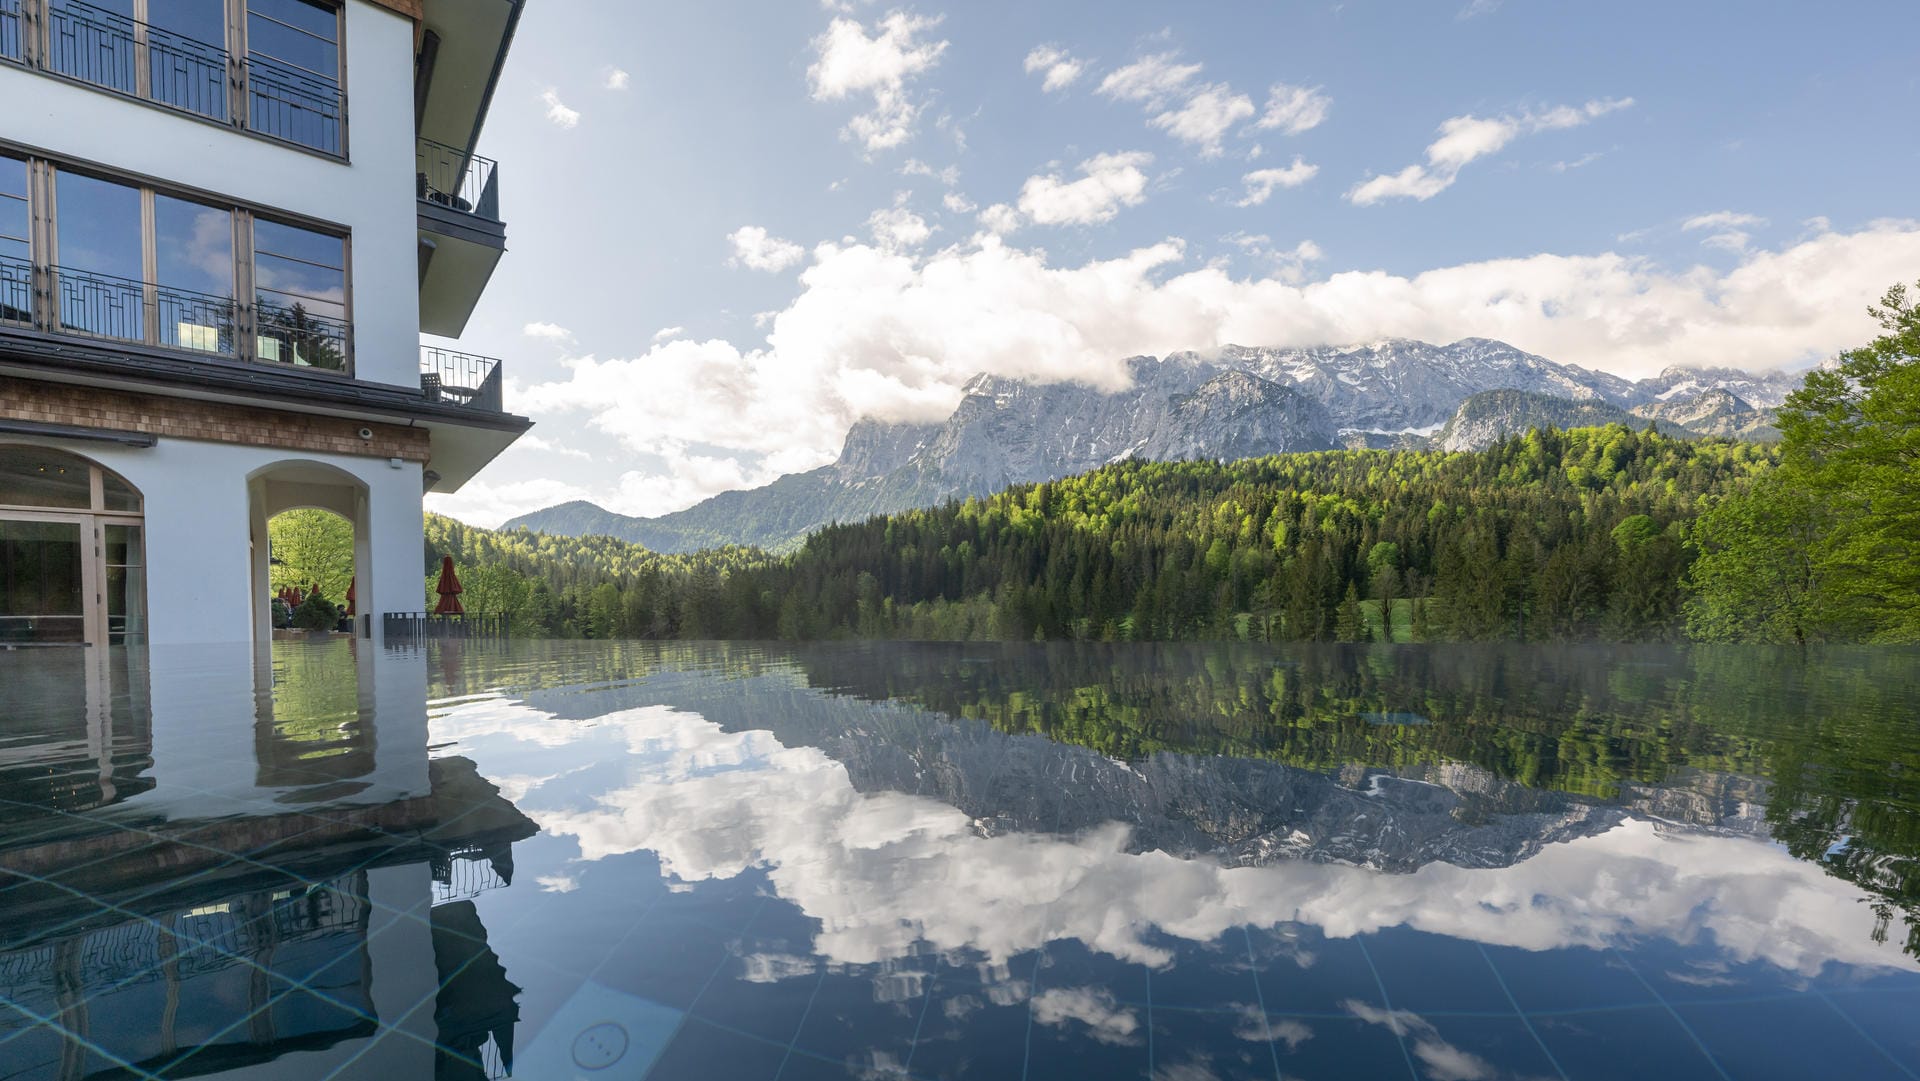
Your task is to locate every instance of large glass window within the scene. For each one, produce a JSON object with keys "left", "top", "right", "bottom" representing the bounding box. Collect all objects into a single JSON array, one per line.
[
  {"left": 154, "top": 194, "right": 236, "bottom": 354},
  {"left": 46, "top": 0, "right": 139, "bottom": 96},
  {"left": 145, "top": 0, "right": 230, "bottom": 120},
  {"left": 246, "top": 0, "right": 341, "bottom": 154},
  {"left": 104, "top": 522, "right": 145, "bottom": 643},
  {"left": 0, "top": 520, "right": 85, "bottom": 644},
  {"left": 1, "top": 0, "right": 22, "bottom": 63},
  {"left": 0, "top": 445, "right": 94, "bottom": 509},
  {"left": 0, "top": 157, "right": 27, "bottom": 326},
  {"left": 54, "top": 171, "right": 145, "bottom": 341},
  {"left": 253, "top": 218, "right": 346, "bottom": 370}
]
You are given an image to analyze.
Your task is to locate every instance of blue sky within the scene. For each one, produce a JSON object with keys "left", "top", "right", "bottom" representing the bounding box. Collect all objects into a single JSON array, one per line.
[{"left": 428, "top": 0, "right": 1920, "bottom": 526}]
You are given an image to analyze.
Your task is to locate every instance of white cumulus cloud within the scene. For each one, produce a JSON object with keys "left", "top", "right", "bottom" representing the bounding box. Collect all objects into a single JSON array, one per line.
[
  {"left": 1023, "top": 45, "right": 1085, "bottom": 93},
  {"left": 1237, "top": 158, "right": 1319, "bottom": 206},
  {"left": 513, "top": 219, "right": 1920, "bottom": 517},
  {"left": 1256, "top": 83, "right": 1331, "bottom": 135},
  {"left": 808, "top": 12, "right": 948, "bottom": 153},
  {"left": 1349, "top": 98, "right": 1633, "bottom": 205},
  {"left": 1016, "top": 151, "right": 1154, "bottom": 227},
  {"left": 604, "top": 68, "right": 630, "bottom": 91},
  {"left": 1683, "top": 210, "right": 1767, "bottom": 232},
  {"left": 522, "top": 321, "right": 575, "bottom": 343},
  {"left": 727, "top": 226, "right": 808, "bottom": 273},
  {"left": 1150, "top": 84, "right": 1255, "bottom": 157},
  {"left": 868, "top": 201, "right": 933, "bottom": 250},
  {"left": 1097, "top": 53, "right": 1202, "bottom": 106},
  {"left": 540, "top": 88, "right": 579, "bottom": 128}
]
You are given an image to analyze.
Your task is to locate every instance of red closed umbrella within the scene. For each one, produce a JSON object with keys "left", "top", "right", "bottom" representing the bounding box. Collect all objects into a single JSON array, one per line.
[
  {"left": 344, "top": 577, "right": 356, "bottom": 617},
  {"left": 433, "top": 556, "right": 465, "bottom": 615}
]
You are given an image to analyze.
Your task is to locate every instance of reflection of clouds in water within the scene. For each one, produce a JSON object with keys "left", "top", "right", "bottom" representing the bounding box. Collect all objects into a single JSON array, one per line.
[
  {"left": 1345, "top": 1000, "right": 1510, "bottom": 1081},
  {"left": 1030, "top": 987, "right": 1142, "bottom": 1046},
  {"left": 452, "top": 699, "right": 1917, "bottom": 978},
  {"left": 534, "top": 873, "right": 577, "bottom": 893}
]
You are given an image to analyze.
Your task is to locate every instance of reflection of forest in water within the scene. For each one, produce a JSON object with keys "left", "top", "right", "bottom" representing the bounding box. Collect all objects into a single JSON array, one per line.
[{"left": 424, "top": 639, "right": 1920, "bottom": 960}]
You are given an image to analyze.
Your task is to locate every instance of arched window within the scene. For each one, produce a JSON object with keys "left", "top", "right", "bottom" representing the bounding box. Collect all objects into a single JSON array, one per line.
[{"left": 0, "top": 445, "right": 145, "bottom": 645}]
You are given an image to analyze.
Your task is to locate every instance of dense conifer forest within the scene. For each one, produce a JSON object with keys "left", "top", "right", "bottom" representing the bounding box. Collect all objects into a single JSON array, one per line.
[{"left": 403, "top": 281, "right": 1917, "bottom": 646}]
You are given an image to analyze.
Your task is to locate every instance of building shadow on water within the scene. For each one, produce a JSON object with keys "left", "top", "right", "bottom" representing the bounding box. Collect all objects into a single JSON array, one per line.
[{"left": 0, "top": 641, "right": 539, "bottom": 1080}]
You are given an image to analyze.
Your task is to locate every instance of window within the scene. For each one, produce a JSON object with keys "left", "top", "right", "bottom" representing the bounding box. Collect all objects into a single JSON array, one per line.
[
  {"left": 53, "top": 171, "right": 145, "bottom": 341},
  {"left": 1, "top": 0, "right": 22, "bottom": 62},
  {"left": 6, "top": 158, "right": 348, "bottom": 371},
  {"left": 144, "top": 0, "right": 230, "bottom": 120},
  {"left": 0, "top": 157, "right": 27, "bottom": 325},
  {"left": 246, "top": 0, "right": 342, "bottom": 154},
  {"left": 253, "top": 217, "right": 346, "bottom": 370},
  {"left": 154, "top": 194, "right": 235, "bottom": 354},
  {"left": 0, "top": 447, "right": 146, "bottom": 646},
  {"left": 12, "top": 0, "right": 342, "bottom": 153}
]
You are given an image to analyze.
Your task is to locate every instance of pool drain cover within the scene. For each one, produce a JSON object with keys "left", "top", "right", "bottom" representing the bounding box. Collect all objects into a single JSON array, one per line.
[{"left": 571, "top": 1021, "right": 630, "bottom": 1070}]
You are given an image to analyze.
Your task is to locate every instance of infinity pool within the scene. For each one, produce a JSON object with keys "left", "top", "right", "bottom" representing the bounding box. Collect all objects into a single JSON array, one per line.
[{"left": 1, "top": 640, "right": 1917, "bottom": 1079}]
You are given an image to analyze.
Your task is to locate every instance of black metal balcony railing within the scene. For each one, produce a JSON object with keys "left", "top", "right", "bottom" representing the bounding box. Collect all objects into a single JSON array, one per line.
[
  {"left": 384, "top": 612, "right": 510, "bottom": 642},
  {"left": 1, "top": 0, "right": 22, "bottom": 63},
  {"left": 247, "top": 52, "right": 343, "bottom": 156},
  {"left": 6, "top": 0, "right": 344, "bottom": 154},
  {"left": 256, "top": 296, "right": 349, "bottom": 371},
  {"left": 46, "top": 0, "right": 229, "bottom": 122},
  {"left": 417, "top": 137, "right": 500, "bottom": 221},
  {"left": 53, "top": 263, "right": 240, "bottom": 355},
  {"left": 420, "top": 345, "right": 503, "bottom": 412},
  {"left": 0, "top": 253, "right": 30, "bottom": 326}
]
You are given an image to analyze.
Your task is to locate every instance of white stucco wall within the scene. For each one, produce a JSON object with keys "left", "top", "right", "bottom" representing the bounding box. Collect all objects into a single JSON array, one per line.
[
  {"left": 0, "top": 0, "right": 422, "bottom": 389},
  {"left": 22, "top": 434, "right": 425, "bottom": 646}
]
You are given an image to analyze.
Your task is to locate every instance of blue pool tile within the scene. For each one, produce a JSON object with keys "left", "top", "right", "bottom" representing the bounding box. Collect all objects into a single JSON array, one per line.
[
  {"left": 1824, "top": 985, "right": 1920, "bottom": 1075},
  {"left": 596, "top": 914, "right": 737, "bottom": 1010},
  {"left": 1480, "top": 943, "right": 1656, "bottom": 1014},
  {"left": 902, "top": 957, "right": 1036, "bottom": 1081},
  {"left": 646, "top": 1015, "right": 788, "bottom": 1081},
  {"left": 790, "top": 965, "right": 932, "bottom": 1075},
  {"left": 1363, "top": 925, "right": 1513, "bottom": 1014},
  {"left": 1249, "top": 928, "right": 1391, "bottom": 1016},
  {"left": 1678, "top": 996, "right": 1914, "bottom": 1081},
  {"left": 1530, "top": 1004, "right": 1723, "bottom": 1081}
]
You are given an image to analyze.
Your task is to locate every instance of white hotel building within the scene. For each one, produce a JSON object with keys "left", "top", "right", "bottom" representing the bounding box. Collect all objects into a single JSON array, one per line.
[{"left": 0, "top": 0, "right": 530, "bottom": 646}]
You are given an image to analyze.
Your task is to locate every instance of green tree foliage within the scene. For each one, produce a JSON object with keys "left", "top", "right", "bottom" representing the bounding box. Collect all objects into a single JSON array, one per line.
[
  {"left": 269, "top": 509, "right": 354, "bottom": 600},
  {"left": 432, "top": 426, "right": 1779, "bottom": 643},
  {"left": 1689, "top": 282, "right": 1920, "bottom": 642}
]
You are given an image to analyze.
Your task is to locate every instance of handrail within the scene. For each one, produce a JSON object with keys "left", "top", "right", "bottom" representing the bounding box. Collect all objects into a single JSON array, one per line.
[
  {"left": 416, "top": 137, "right": 501, "bottom": 221},
  {"left": 45, "top": 0, "right": 229, "bottom": 122},
  {"left": 420, "top": 345, "right": 504, "bottom": 412},
  {"left": 50, "top": 262, "right": 239, "bottom": 355},
  {"left": 9, "top": 0, "right": 346, "bottom": 155}
]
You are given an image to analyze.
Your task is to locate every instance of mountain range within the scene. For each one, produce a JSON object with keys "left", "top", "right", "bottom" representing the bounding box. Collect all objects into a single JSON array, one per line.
[{"left": 505, "top": 338, "right": 1802, "bottom": 553}]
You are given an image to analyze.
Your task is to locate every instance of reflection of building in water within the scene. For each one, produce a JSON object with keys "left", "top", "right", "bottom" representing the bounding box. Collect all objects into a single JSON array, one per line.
[{"left": 0, "top": 644, "right": 537, "bottom": 1080}]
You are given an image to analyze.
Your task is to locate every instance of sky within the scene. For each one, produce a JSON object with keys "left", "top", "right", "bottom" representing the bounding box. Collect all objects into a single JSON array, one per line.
[{"left": 425, "top": 0, "right": 1920, "bottom": 527}]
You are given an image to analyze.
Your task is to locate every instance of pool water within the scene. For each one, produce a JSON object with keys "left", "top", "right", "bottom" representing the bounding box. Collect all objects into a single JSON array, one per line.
[{"left": 1, "top": 639, "right": 1917, "bottom": 1080}]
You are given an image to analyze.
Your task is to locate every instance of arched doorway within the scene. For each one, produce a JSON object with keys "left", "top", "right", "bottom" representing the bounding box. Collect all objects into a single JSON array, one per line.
[
  {"left": 0, "top": 445, "right": 146, "bottom": 646},
  {"left": 247, "top": 461, "right": 371, "bottom": 645}
]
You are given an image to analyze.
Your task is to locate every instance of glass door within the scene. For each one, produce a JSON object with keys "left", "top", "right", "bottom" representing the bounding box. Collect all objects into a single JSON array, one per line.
[{"left": 0, "top": 518, "right": 88, "bottom": 644}]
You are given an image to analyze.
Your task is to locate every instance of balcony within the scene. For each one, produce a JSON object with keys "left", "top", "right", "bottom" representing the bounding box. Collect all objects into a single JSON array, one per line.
[
  {"left": 416, "top": 137, "right": 506, "bottom": 339},
  {"left": 2, "top": 0, "right": 345, "bottom": 156},
  {"left": 420, "top": 344, "right": 503, "bottom": 413},
  {"left": 1, "top": 254, "right": 351, "bottom": 371}
]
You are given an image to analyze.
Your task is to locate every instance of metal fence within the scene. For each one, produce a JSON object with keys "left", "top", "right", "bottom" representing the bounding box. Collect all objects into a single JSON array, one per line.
[
  {"left": 0, "top": 253, "right": 29, "bottom": 327},
  {"left": 417, "top": 137, "right": 501, "bottom": 221},
  {"left": 384, "top": 613, "right": 511, "bottom": 642},
  {"left": 421, "top": 345, "right": 505, "bottom": 412},
  {"left": 5, "top": 0, "right": 344, "bottom": 155},
  {"left": 46, "top": 0, "right": 229, "bottom": 122},
  {"left": 53, "top": 263, "right": 240, "bottom": 354}
]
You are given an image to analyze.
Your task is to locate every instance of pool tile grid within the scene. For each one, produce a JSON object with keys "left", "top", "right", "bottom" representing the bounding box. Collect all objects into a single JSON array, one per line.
[{"left": 0, "top": 785, "right": 531, "bottom": 1075}]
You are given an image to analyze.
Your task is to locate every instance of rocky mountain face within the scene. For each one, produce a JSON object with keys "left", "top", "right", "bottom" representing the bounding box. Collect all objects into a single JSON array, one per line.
[
  {"left": 502, "top": 338, "right": 1804, "bottom": 552},
  {"left": 1631, "top": 388, "right": 1780, "bottom": 440},
  {"left": 1434, "top": 389, "right": 1690, "bottom": 452}
]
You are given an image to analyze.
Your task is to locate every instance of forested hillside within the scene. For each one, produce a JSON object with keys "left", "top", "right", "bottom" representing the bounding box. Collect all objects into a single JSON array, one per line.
[
  {"left": 441, "top": 426, "right": 1772, "bottom": 642},
  {"left": 430, "top": 280, "right": 1919, "bottom": 646}
]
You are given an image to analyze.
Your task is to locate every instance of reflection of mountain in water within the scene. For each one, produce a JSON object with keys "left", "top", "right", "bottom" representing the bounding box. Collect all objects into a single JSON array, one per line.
[{"left": 452, "top": 639, "right": 1920, "bottom": 956}]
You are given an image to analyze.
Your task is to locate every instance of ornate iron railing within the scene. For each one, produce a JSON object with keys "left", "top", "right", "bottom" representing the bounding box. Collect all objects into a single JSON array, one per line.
[
  {"left": 256, "top": 296, "right": 349, "bottom": 370},
  {"left": 1, "top": 0, "right": 22, "bottom": 63},
  {"left": 7, "top": 0, "right": 345, "bottom": 154},
  {"left": 0, "top": 253, "right": 30, "bottom": 327},
  {"left": 383, "top": 613, "right": 510, "bottom": 642},
  {"left": 420, "top": 345, "right": 504, "bottom": 412},
  {"left": 246, "top": 51, "right": 343, "bottom": 155},
  {"left": 52, "top": 263, "right": 239, "bottom": 355},
  {"left": 417, "top": 137, "right": 500, "bottom": 221},
  {"left": 45, "top": 0, "right": 229, "bottom": 122}
]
